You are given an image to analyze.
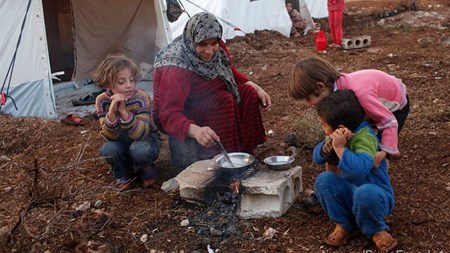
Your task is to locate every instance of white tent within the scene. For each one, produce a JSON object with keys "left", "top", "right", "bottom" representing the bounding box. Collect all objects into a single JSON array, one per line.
[
  {"left": 0, "top": 0, "right": 323, "bottom": 119},
  {"left": 0, "top": 0, "right": 170, "bottom": 119},
  {"left": 0, "top": 0, "right": 56, "bottom": 118},
  {"left": 304, "top": 0, "right": 328, "bottom": 18},
  {"left": 170, "top": 0, "right": 292, "bottom": 41}
]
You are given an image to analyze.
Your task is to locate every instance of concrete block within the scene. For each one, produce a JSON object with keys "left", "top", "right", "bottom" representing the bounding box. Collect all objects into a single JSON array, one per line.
[
  {"left": 238, "top": 166, "right": 302, "bottom": 219},
  {"left": 176, "top": 159, "right": 216, "bottom": 204},
  {"left": 341, "top": 36, "right": 371, "bottom": 50}
]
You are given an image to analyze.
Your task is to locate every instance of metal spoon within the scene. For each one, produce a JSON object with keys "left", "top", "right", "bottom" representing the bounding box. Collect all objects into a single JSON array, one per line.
[{"left": 216, "top": 140, "right": 235, "bottom": 168}]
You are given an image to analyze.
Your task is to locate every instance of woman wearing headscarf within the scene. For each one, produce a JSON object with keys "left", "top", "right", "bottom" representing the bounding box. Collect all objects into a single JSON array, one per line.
[{"left": 152, "top": 12, "right": 271, "bottom": 163}]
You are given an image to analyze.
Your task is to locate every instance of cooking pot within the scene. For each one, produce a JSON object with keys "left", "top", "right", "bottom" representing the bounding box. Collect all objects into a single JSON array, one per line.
[
  {"left": 216, "top": 152, "right": 256, "bottom": 170},
  {"left": 264, "top": 147, "right": 298, "bottom": 171}
]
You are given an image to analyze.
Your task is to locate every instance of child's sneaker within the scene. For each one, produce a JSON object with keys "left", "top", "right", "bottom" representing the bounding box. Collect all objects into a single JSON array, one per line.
[
  {"left": 303, "top": 192, "right": 319, "bottom": 207},
  {"left": 115, "top": 177, "right": 133, "bottom": 191},
  {"left": 140, "top": 165, "right": 157, "bottom": 188}
]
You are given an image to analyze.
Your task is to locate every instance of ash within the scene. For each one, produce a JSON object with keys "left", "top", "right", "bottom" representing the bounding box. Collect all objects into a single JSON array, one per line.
[{"left": 189, "top": 191, "right": 241, "bottom": 247}]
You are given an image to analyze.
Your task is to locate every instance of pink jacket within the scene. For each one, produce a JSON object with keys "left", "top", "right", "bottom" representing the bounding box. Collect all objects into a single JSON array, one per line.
[{"left": 334, "top": 69, "right": 408, "bottom": 155}]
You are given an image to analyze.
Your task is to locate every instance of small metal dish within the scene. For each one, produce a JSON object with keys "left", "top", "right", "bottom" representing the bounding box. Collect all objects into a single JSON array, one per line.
[
  {"left": 263, "top": 146, "right": 298, "bottom": 171},
  {"left": 264, "top": 156, "right": 295, "bottom": 171}
]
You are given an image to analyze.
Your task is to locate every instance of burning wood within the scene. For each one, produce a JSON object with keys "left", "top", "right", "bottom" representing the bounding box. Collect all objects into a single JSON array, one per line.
[{"left": 229, "top": 179, "right": 241, "bottom": 193}]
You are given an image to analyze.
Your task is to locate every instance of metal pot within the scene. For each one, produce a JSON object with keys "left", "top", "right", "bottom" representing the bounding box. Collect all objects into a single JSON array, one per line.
[
  {"left": 216, "top": 152, "right": 256, "bottom": 170},
  {"left": 264, "top": 147, "right": 298, "bottom": 171}
]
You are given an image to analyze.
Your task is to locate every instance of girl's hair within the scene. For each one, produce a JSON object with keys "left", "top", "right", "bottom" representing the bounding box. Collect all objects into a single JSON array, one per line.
[
  {"left": 94, "top": 54, "right": 140, "bottom": 89},
  {"left": 288, "top": 54, "right": 341, "bottom": 100},
  {"left": 316, "top": 89, "right": 365, "bottom": 131}
]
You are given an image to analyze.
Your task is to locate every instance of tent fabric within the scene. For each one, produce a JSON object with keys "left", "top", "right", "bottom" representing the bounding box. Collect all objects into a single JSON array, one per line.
[
  {"left": 170, "top": 0, "right": 293, "bottom": 41},
  {"left": 304, "top": 0, "right": 328, "bottom": 18},
  {"left": 0, "top": 0, "right": 326, "bottom": 119},
  {"left": 3, "top": 79, "right": 57, "bottom": 118},
  {"left": 0, "top": 0, "right": 56, "bottom": 118},
  {"left": 72, "top": 0, "right": 167, "bottom": 81},
  {"left": 296, "top": 0, "right": 316, "bottom": 35}
]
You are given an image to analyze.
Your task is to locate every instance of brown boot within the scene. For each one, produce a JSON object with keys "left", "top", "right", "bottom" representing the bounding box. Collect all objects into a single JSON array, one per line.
[{"left": 372, "top": 230, "right": 398, "bottom": 252}]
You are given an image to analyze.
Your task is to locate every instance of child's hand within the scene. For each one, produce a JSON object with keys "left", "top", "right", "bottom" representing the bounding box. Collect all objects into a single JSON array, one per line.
[
  {"left": 330, "top": 128, "right": 348, "bottom": 152},
  {"left": 337, "top": 126, "right": 354, "bottom": 140},
  {"left": 110, "top": 94, "right": 126, "bottom": 112},
  {"left": 321, "top": 139, "right": 334, "bottom": 156},
  {"left": 374, "top": 151, "right": 386, "bottom": 169},
  {"left": 325, "top": 162, "right": 339, "bottom": 174}
]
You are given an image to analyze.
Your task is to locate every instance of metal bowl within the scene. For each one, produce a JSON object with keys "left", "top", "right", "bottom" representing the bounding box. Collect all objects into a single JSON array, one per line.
[
  {"left": 216, "top": 152, "right": 256, "bottom": 169},
  {"left": 264, "top": 156, "right": 295, "bottom": 171}
]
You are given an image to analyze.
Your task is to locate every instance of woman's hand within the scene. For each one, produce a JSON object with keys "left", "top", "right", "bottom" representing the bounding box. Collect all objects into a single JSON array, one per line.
[
  {"left": 188, "top": 124, "right": 219, "bottom": 148},
  {"left": 245, "top": 81, "right": 272, "bottom": 110}
]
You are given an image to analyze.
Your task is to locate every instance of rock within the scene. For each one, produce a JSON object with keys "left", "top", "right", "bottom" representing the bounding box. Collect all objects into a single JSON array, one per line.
[
  {"left": 161, "top": 178, "right": 179, "bottom": 192},
  {"left": 417, "top": 37, "right": 435, "bottom": 47},
  {"left": 140, "top": 234, "right": 148, "bottom": 243},
  {"left": 180, "top": 219, "right": 189, "bottom": 227},
  {"left": 209, "top": 227, "right": 223, "bottom": 237},
  {"left": 262, "top": 227, "right": 277, "bottom": 240},
  {"left": 75, "top": 201, "right": 91, "bottom": 211},
  {"left": 94, "top": 200, "right": 102, "bottom": 208},
  {"left": 438, "top": 34, "right": 450, "bottom": 47}
]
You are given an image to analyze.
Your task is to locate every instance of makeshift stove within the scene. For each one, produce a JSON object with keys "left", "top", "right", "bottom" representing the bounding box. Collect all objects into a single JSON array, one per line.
[{"left": 169, "top": 156, "right": 302, "bottom": 219}]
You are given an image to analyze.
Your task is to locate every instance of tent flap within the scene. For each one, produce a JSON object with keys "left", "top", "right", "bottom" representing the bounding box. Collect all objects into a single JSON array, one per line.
[{"left": 0, "top": 0, "right": 56, "bottom": 118}]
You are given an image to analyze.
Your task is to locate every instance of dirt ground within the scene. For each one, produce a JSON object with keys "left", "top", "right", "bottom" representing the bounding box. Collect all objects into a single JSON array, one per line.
[{"left": 1, "top": 1, "right": 449, "bottom": 252}]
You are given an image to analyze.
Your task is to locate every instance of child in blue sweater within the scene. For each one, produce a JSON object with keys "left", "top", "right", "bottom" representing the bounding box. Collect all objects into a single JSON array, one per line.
[{"left": 312, "top": 89, "right": 398, "bottom": 252}]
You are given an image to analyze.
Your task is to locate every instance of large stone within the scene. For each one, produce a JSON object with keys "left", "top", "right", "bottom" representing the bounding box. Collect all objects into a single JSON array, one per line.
[{"left": 176, "top": 158, "right": 217, "bottom": 204}]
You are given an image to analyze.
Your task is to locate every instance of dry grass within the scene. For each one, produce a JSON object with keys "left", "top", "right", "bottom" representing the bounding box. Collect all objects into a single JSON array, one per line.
[{"left": 289, "top": 108, "right": 324, "bottom": 149}]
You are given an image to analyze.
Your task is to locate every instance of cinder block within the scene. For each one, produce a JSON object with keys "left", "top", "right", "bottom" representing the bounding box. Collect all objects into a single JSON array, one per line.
[
  {"left": 341, "top": 35, "right": 371, "bottom": 50},
  {"left": 238, "top": 166, "right": 302, "bottom": 219}
]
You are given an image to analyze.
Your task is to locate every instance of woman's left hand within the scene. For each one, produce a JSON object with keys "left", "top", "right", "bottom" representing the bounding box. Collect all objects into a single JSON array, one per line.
[{"left": 246, "top": 81, "right": 272, "bottom": 110}]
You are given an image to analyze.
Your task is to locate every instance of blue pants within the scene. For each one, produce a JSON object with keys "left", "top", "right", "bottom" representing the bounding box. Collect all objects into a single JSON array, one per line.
[
  {"left": 314, "top": 171, "right": 394, "bottom": 237},
  {"left": 99, "top": 137, "right": 160, "bottom": 179}
]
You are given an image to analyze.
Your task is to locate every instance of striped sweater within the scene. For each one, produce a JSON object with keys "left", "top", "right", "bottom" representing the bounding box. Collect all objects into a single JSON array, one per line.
[{"left": 95, "top": 89, "right": 157, "bottom": 141}]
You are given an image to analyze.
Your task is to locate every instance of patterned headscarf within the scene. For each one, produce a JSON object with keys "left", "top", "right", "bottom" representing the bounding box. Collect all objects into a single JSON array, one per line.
[{"left": 154, "top": 12, "right": 240, "bottom": 103}]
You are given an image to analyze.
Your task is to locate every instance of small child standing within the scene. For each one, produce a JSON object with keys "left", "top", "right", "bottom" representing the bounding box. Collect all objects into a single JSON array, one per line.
[
  {"left": 313, "top": 89, "right": 398, "bottom": 252},
  {"left": 327, "top": 0, "right": 345, "bottom": 47},
  {"left": 94, "top": 54, "right": 161, "bottom": 191},
  {"left": 288, "top": 55, "right": 410, "bottom": 165},
  {"left": 286, "top": 1, "right": 307, "bottom": 39}
]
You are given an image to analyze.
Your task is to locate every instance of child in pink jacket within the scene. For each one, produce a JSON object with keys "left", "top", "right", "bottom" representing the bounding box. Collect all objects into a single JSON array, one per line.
[{"left": 288, "top": 54, "right": 410, "bottom": 166}]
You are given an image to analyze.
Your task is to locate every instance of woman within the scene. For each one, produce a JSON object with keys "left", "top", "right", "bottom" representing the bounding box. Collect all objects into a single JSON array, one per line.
[{"left": 152, "top": 12, "right": 271, "bottom": 165}]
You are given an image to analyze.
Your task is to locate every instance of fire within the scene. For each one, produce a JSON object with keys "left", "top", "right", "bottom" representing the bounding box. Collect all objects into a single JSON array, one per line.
[{"left": 229, "top": 179, "right": 240, "bottom": 193}]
